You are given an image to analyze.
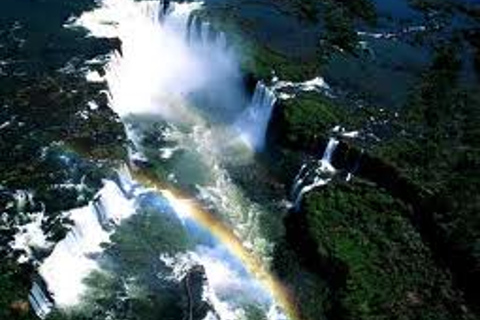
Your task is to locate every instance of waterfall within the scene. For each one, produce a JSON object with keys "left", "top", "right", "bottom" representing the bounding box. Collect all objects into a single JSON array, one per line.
[
  {"left": 186, "top": 13, "right": 228, "bottom": 51},
  {"left": 291, "top": 138, "right": 339, "bottom": 210},
  {"left": 81, "top": 0, "right": 242, "bottom": 126},
  {"left": 200, "top": 21, "right": 211, "bottom": 45},
  {"left": 63, "top": 1, "right": 297, "bottom": 319},
  {"left": 322, "top": 137, "right": 339, "bottom": 164},
  {"left": 236, "top": 82, "right": 277, "bottom": 151},
  {"left": 290, "top": 163, "right": 311, "bottom": 200},
  {"left": 139, "top": 0, "right": 171, "bottom": 25},
  {"left": 216, "top": 30, "right": 227, "bottom": 51},
  {"left": 30, "top": 175, "right": 138, "bottom": 317},
  {"left": 28, "top": 282, "right": 53, "bottom": 319}
]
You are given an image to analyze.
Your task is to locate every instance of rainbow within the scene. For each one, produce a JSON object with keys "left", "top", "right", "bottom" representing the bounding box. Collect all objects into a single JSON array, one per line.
[{"left": 132, "top": 167, "right": 301, "bottom": 320}]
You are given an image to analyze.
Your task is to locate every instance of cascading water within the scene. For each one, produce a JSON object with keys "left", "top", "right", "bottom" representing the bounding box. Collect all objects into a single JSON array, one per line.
[
  {"left": 29, "top": 282, "right": 53, "bottom": 319},
  {"left": 187, "top": 12, "right": 229, "bottom": 51},
  {"left": 79, "top": 0, "right": 277, "bottom": 253},
  {"left": 323, "top": 138, "right": 339, "bottom": 164},
  {"left": 291, "top": 138, "right": 339, "bottom": 210},
  {"left": 33, "top": 1, "right": 299, "bottom": 320},
  {"left": 30, "top": 175, "right": 139, "bottom": 317},
  {"left": 235, "top": 81, "right": 277, "bottom": 151}
]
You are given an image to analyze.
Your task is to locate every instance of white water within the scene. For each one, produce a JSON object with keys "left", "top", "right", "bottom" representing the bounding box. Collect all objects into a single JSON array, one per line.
[
  {"left": 332, "top": 125, "right": 360, "bottom": 139},
  {"left": 10, "top": 210, "right": 51, "bottom": 264},
  {"left": 291, "top": 138, "right": 339, "bottom": 210},
  {"left": 27, "top": 162, "right": 283, "bottom": 319},
  {"left": 29, "top": 282, "right": 53, "bottom": 319},
  {"left": 272, "top": 76, "right": 331, "bottom": 100},
  {"left": 357, "top": 25, "right": 426, "bottom": 40},
  {"left": 322, "top": 138, "right": 339, "bottom": 164},
  {"left": 76, "top": 0, "right": 274, "bottom": 151},
  {"left": 76, "top": 0, "right": 278, "bottom": 255},
  {"left": 30, "top": 176, "right": 138, "bottom": 316},
  {"left": 77, "top": 0, "right": 246, "bottom": 126},
  {"left": 235, "top": 82, "right": 277, "bottom": 151},
  {"left": 161, "top": 244, "right": 282, "bottom": 320},
  {"left": 43, "top": 1, "right": 289, "bottom": 319}
]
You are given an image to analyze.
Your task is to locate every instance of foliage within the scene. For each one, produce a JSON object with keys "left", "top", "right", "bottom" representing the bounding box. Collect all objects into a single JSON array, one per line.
[
  {"left": 303, "top": 182, "right": 473, "bottom": 320},
  {"left": 242, "top": 40, "right": 324, "bottom": 82},
  {"left": 321, "top": 0, "right": 376, "bottom": 54},
  {"left": 273, "top": 239, "right": 330, "bottom": 320},
  {"left": 275, "top": 92, "right": 345, "bottom": 149},
  {"left": 272, "top": 34, "right": 480, "bottom": 320},
  {"left": 323, "top": 5, "right": 359, "bottom": 54},
  {"left": 0, "top": 261, "right": 36, "bottom": 320},
  {"left": 49, "top": 204, "right": 193, "bottom": 320},
  {"left": 0, "top": 0, "right": 127, "bottom": 317},
  {"left": 370, "top": 41, "right": 480, "bottom": 312}
]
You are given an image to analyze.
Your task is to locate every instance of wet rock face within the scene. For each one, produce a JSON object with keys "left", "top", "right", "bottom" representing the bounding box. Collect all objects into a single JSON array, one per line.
[{"left": 180, "top": 265, "right": 212, "bottom": 320}]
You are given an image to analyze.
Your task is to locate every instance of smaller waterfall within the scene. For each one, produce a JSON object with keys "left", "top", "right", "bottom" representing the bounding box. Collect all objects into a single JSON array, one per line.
[
  {"left": 28, "top": 282, "right": 53, "bottom": 319},
  {"left": 215, "top": 30, "right": 227, "bottom": 51},
  {"left": 236, "top": 82, "right": 277, "bottom": 151},
  {"left": 290, "top": 164, "right": 310, "bottom": 200},
  {"left": 291, "top": 138, "right": 339, "bottom": 210},
  {"left": 322, "top": 137, "right": 339, "bottom": 165},
  {"left": 30, "top": 174, "right": 139, "bottom": 317},
  {"left": 140, "top": 0, "right": 171, "bottom": 25},
  {"left": 186, "top": 13, "right": 228, "bottom": 51},
  {"left": 187, "top": 15, "right": 211, "bottom": 46},
  {"left": 200, "top": 21, "right": 211, "bottom": 45}
]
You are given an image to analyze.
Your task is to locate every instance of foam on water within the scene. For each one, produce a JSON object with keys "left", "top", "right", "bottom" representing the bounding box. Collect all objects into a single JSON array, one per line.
[
  {"left": 75, "top": 0, "right": 275, "bottom": 153},
  {"left": 291, "top": 138, "right": 339, "bottom": 210},
  {"left": 272, "top": 76, "right": 331, "bottom": 100},
  {"left": 161, "top": 244, "right": 275, "bottom": 320},
  {"left": 53, "top": 1, "right": 299, "bottom": 319},
  {"left": 31, "top": 177, "right": 138, "bottom": 314},
  {"left": 74, "top": 0, "right": 244, "bottom": 126},
  {"left": 141, "top": 175, "right": 297, "bottom": 320},
  {"left": 10, "top": 210, "right": 51, "bottom": 263}
]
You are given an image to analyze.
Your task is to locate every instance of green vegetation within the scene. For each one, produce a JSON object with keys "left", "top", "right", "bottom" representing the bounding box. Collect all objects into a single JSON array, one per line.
[
  {"left": 48, "top": 206, "right": 193, "bottom": 320},
  {"left": 206, "top": 0, "right": 377, "bottom": 81},
  {"left": 281, "top": 0, "right": 377, "bottom": 24},
  {"left": 272, "top": 37, "right": 480, "bottom": 320},
  {"left": 267, "top": 1, "right": 479, "bottom": 314},
  {"left": 273, "top": 91, "right": 382, "bottom": 150},
  {"left": 464, "top": 29, "right": 480, "bottom": 81},
  {"left": 200, "top": 3, "right": 324, "bottom": 81},
  {"left": 322, "top": 0, "right": 377, "bottom": 53},
  {"left": 275, "top": 93, "right": 344, "bottom": 149},
  {"left": 303, "top": 181, "right": 473, "bottom": 320},
  {"left": 371, "top": 42, "right": 480, "bottom": 311},
  {"left": 323, "top": 5, "right": 359, "bottom": 54},
  {"left": 273, "top": 238, "right": 330, "bottom": 320},
  {"left": 0, "top": 262, "right": 34, "bottom": 320},
  {"left": 243, "top": 43, "right": 324, "bottom": 82},
  {"left": 321, "top": 0, "right": 377, "bottom": 54},
  {"left": 242, "top": 0, "right": 378, "bottom": 79},
  {"left": 0, "top": 0, "right": 127, "bottom": 317}
]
